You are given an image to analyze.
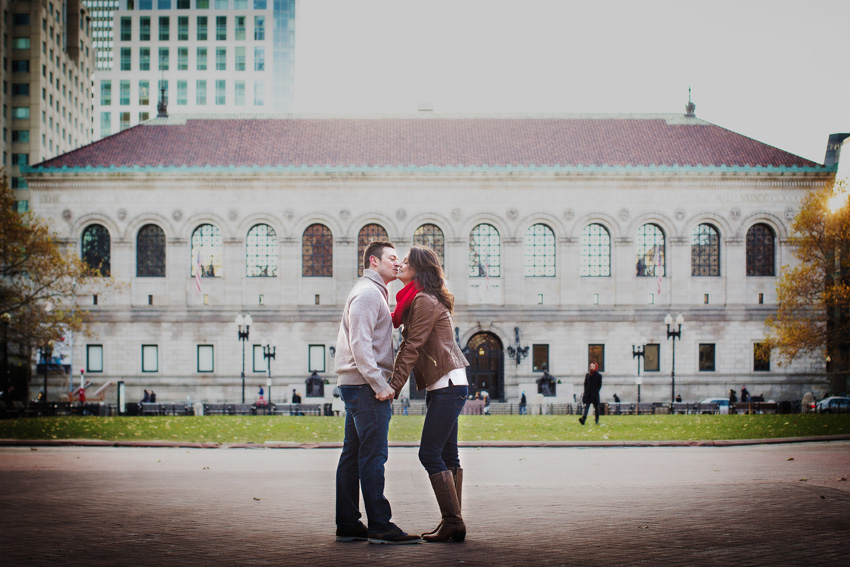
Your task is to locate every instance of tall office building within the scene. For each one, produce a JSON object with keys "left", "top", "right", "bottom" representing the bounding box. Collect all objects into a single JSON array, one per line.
[
  {"left": 1, "top": 0, "right": 95, "bottom": 210},
  {"left": 84, "top": 0, "right": 120, "bottom": 70},
  {"left": 94, "top": 0, "right": 296, "bottom": 139}
]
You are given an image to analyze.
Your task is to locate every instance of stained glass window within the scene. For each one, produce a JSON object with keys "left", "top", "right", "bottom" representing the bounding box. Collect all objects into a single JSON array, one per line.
[
  {"left": 524, "top": 223, "right": 555, "bottom": 277},
  {"left": 636, "top": 223, "right": 665, "bottom": 277},
  {"left": 580, "top": 224, "right": 610, "bottom": 277},
  {"left": 246, "top": 224, "right": 277, "bottom": 277},
  {"left": 136, "top": 224, "right": 165, "bottom": 277},
  {"left": 191, "top": 224, "right": 222, "bottom": 277},
  {"left": 302, "top": 224, "right": 333, "bottom": 277},
  {"left": 82, "top": 224, "right": 111, "bottom": 277},
  {"left": 413, "top": 224, "right": 445, "bottom": 267},
  {"left": 746, "top": 223, "right": 775, "bottom": 276},
  {"left": 357, "top": 224, "right": 388, "bottom": 277},
  {"left": 691, "top": 223, "right": 720, "bottom": 276},
  {"left": 469, "top": 224, "right": 501, "bottom": 277}
]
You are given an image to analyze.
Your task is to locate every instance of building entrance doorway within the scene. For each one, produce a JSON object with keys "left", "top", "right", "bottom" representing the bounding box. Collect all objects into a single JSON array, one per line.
[{"left": 465, "top": 332, "right": 505, "bottom": 402}]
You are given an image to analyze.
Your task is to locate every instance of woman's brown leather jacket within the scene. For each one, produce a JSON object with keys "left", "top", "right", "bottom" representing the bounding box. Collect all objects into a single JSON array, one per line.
[{"left": 390, "top": 293, "right": 470, "bottom": 395}]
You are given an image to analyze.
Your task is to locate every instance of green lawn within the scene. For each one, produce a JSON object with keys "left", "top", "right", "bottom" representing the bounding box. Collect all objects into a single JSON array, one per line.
[{"left": 1, "top": 414, "right": 849, "bottom": 444}]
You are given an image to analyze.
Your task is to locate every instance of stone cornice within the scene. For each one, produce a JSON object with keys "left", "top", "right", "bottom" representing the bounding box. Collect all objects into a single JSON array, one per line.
[{"left": 23, "top": 170, "right": 834, "bottom": 190}]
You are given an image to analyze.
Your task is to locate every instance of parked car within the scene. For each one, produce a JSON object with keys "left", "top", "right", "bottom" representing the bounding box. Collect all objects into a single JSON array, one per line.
[
  {"left": 697, "top": 398, "right": 731, "bottom": 415},
  {"left": 815, "top": 397, "right": 850, "bottom": 414}
]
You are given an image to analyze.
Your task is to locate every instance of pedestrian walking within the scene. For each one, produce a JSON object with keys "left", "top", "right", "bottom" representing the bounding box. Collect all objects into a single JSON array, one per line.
[
  {"left": 519, "top": 391, "right": 528, "bottom": 415},
  {"left": 579, "top": 362, "right": 602, "bottom": 425},
  {"left": 390, "top": 245, "right": 470, "bottom": 543},
  {"left": 334, "top": 240, "right": 420, "bottom": 545},
  {"left": 401, "top": 394, "right": 410, "bottom": 415}
]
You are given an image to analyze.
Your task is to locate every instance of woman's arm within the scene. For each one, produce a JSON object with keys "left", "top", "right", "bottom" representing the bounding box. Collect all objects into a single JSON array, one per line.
[{"left": 390, "top": 295, "right": 440, "bottom": 395}]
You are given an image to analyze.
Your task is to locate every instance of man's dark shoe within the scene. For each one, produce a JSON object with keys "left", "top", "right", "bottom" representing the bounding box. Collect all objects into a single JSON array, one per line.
[
  {"left": 578, "top": 416, "right": 585, "bottom": 425},
  {"left": 368, "top": 523, "right": 422, "bottom": 545},
  {"left": 336, "top": 521, "right": 368, "bottom": 542}
]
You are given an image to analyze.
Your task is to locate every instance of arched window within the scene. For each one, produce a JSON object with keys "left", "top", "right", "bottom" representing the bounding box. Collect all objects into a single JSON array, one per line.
[
  {"left": 691, "top": 223, "right": 720, "bottom": 276},
  {"left": 191, "top": 224, "right": 223, "bottom": 277},
  {"left": 81, "top": 224, "right": 111, "bottom": 276},
  {"left": 246, "top": 224, "right": 277, "bottom": 277},
  {"left": 469, "top": 223, "right": 501, "bottom": 277},
  {"left": 524, "top": 223, "right": 555, "bottom": 277},
  {"left": 580, "top": 223, "right": 610, "bottom": 277},
  {"left": 413, "top": 224, "right": 445, "bottom": 267},
  {"left": 136, "top": 224, "right": 165, "bottom": 277},
  {"left": 746, "top": 223, "right": 775, "bottom": 276},
  {"left": 302, "top": 223, "right": 333, "bottom": 277},
  {"left": 635, "top": 223, "right": 665, "bottom": 277},
  {"left": 357, "top": 223, "right": 388, "bottom": 277}
]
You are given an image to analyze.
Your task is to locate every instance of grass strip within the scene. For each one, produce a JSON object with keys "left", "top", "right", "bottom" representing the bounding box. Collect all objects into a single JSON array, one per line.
[{"left": 1, "top": 414, "right": 849, "bottom": 444}]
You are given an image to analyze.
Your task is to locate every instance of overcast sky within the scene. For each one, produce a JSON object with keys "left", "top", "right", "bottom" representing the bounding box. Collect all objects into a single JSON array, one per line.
[{"left": 295, "top": 0, "right": 850, "bottom": 164}]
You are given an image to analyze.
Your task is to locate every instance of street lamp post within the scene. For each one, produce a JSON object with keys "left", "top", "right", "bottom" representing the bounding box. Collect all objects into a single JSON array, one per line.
[
  {"left": 234, "top": 313, "right": 253, "bottom": 403},
  {"left": 262, "top": 338, "right": 276, "bottom": 405},
  {"left": 39, "top": 341, "right": 54, "bottom": 401},
  {"left": 632, "top": 336, "right": 647, "bottom": 413},
  {"left": 665, "top": 314, "right": 684, "bottom": 405}
]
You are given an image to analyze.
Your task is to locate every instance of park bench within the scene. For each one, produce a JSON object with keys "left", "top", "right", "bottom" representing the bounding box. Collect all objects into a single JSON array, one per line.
[
  {"left": 272, "top": 404, "right": 321, "bottom": 416},
  {"left": 734, "top": 402, "right": 779, "bottom": 414},
  {"left": 202, "top": 403, "right": 226, "bottom": 415}
]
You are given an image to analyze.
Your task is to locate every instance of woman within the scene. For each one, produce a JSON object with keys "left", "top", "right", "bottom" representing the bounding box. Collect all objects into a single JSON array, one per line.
[{"left": 390, "top": 246, "right": 470, "bottom": 543}]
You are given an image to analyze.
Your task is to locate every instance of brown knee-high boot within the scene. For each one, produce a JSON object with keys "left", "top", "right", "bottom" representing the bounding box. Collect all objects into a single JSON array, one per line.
[
  {"left": 422, "top": 467, "right": 463, "bottom": 537},
  {"left": 422, "top": 470, "right": 466, "bottom": 542}
]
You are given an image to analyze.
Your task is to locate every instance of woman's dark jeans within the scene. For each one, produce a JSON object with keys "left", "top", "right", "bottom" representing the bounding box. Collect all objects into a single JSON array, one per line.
[{"left": 419, "top": 384, "right": 468, "bottom": 476}]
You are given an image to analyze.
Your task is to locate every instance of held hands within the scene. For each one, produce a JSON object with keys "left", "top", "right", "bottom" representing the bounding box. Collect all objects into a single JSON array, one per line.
[{"left": 375, "top": 387, "right": 395, "bottom": 401}]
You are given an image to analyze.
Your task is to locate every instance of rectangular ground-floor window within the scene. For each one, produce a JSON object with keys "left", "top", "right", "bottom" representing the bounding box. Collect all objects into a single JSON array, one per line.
[
  {"left": 87, "top": 345, "right": 103, "bottom": 373},
  {"left": 309, "top": 345, "right": 326, "bottom": 373},
  {"left": 253, "top": 344, "right": 265, "bottom": 372},
  {"left": 644, "top": 344, "right": 660, "bottom": 371},
  {"left": 142, "top": 344, "right": 158, "bottom": 373},
  {"left": 754, "top": 343, "right": 771, "bottom": 372},
  {"left": 197, "top": 345, "right": 214, "bottom": 373},
  {"left": 699, "top": 344, "right": 716, "bottom": 372},
  {"left": 532, "top": 344, "right": 549, "bottom": 372},
  {"left": 588, "top": 344, "right": 605, "bottom": 372}
]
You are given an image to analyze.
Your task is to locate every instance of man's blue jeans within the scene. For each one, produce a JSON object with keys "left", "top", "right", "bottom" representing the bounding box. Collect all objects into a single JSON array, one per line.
[
  {"left": 419, "top": 385, "right": 468, "bottom": 476},
  {"left": 335, "top": 385, "right": 393, "bottom": 531}
]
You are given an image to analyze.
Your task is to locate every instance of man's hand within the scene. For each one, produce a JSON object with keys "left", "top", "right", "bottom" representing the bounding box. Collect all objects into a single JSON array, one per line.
[{"left": 375, "top": 387, "right": 395, "bottom": 401}]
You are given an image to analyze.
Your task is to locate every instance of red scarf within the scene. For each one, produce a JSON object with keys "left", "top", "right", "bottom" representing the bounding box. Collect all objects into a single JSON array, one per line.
[{"left": 392, "top": 281, "right": 420, "bottom": 328}]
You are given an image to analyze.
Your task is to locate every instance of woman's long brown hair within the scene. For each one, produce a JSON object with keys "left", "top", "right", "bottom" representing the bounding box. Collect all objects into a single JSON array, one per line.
[{"left": 407, "top": 245, "right": 454, "bottom": 313}]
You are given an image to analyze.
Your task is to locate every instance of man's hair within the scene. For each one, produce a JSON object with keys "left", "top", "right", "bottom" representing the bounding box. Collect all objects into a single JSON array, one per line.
[{"left": 363, "top": 240, "right": 395, "bottom": 269}]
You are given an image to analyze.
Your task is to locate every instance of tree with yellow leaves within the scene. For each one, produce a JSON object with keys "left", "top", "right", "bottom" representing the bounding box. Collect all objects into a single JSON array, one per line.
[
  {"left": 764, "top": 179, "right": 850, "bottom": 395},
  {"left": 1, "top": 174, "right": 114, "bottom": 398}
]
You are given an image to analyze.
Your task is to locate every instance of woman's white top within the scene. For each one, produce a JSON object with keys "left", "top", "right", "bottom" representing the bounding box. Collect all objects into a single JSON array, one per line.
[{"left": 426, "top": 366, "right": 469, "bottom": 392}]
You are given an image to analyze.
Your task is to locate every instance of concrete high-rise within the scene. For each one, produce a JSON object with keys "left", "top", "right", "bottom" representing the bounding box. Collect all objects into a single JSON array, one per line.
[
  {"left": 93, "top": 0, "right": 296, "bottom": 139},
  {"left": 84, "top": 0, "right": 121, "bottom": 70},
  {"left": 1, "top": 0, "right": 95, "bottom": 210}
]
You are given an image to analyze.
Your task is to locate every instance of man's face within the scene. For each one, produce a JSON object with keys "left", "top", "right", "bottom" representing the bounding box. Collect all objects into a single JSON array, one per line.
[
  {"left": 589, "top": 362, "right": 598, "bottom": 372},
  {"left": 371, "top": 247, "right": 400, "bottom": 284}
]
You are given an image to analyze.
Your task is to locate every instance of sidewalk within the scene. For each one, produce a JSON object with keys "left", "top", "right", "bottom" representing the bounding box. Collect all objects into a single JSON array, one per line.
[{"left": 2, "top": 441, "right": 849, "bottom": 566}]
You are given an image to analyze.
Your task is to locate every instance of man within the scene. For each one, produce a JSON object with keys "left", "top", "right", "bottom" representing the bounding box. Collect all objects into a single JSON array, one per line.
[
  {"left": 579, "top": 362, "right": 602, "bottom": 425},
  {"left": 334, "top": 241, "right": 421, "bottom": 545}
]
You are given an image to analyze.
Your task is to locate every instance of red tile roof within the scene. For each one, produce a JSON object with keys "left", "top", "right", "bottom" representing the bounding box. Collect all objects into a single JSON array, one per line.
[{"left": 34, "top": 114, "right": 823, "bottom": 170}]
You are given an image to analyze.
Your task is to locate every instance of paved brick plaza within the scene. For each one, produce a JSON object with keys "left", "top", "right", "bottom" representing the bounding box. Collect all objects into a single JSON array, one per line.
[{"left": 2, "top": 442, "right": 849, "bottom": 566}]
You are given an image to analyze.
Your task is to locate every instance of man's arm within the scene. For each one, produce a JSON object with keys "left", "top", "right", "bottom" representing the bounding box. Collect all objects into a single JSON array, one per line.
[{"left": 347, "top": 292, "right": 391, "bottom": 396}]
